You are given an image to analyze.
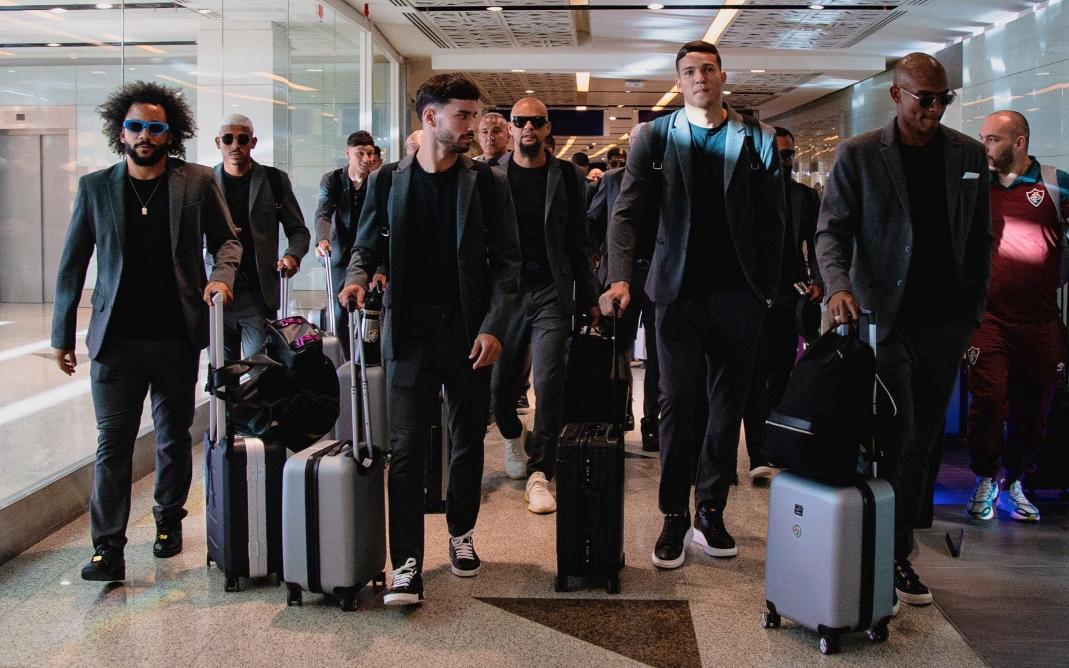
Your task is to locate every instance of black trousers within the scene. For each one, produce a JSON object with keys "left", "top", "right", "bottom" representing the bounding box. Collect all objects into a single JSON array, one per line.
[
  {"left": 742, "top": 299, "right": 799, "bottom": 468},
  {"left": 616, "top": 262, "right": 660, "bottom": 423},
  {"left": 89, "top": 338, "right": 199, "bottom": 550},
  {"left": 656, "top": 288, "right": 767, "bottom": 514},
  {"left": 386, "top": 307, "right": 490, "bottom": 571},
  {"left": 876, "top": 316, "right": 975, "bottom": 561}
]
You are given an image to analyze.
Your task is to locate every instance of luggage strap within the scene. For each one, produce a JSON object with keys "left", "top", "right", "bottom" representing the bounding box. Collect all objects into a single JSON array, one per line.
[{"left": 855, "top": 481, "right": 876, "bottom": 631}]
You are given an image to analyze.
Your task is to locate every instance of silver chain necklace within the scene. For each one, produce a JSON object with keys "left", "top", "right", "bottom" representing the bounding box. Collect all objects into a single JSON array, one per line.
[{"left": 128, "top": 175, "right": 163, "bottom": 216}]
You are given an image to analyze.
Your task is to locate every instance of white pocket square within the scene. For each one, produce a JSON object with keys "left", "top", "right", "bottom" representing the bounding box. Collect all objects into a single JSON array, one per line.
[{"left": 962, "top": 172, "right": 980, "bottom": 180}]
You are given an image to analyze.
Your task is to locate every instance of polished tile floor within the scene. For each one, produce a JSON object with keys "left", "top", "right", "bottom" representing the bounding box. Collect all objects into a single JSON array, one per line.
[{"left": 0, "top": 370, "right": 992, "bottom": 667}]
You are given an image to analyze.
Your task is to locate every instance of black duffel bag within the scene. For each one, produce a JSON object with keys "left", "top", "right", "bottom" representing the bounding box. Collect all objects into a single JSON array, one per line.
[
  {"left": 765, "top": 323, "right": 877, "bottom": 485},
  {"left": 211, "top": 316, "right": 340, "bottom": 451}
]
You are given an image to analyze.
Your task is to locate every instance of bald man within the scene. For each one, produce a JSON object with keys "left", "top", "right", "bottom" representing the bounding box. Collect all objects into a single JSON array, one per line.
[
  {"left": 491, "top": 96, "right": 597, "bottom": 513},
  {"left": 817, "top": 52, "right": 992, "bottom": 607},
  {"left": 964, "top": 110, "right": 1068, "bottom": 524}
]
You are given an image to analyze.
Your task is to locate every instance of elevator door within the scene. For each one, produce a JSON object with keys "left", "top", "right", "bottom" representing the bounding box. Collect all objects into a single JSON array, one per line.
[{"left": 0, "top": 131, "right": 71, "bottom": 303}]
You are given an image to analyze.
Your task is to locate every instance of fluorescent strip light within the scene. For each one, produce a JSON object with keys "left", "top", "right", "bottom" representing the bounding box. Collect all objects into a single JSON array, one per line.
[
  {"left": 555, "top": 136, "right": 576, "bottom": 159},
  {"left": 702, "top": 0, "right": 745, "bottom": 44},
  {"left": 576, "top": 71, "right": 590, "bottom": 93},
  {"left": 651, "top": 85, "right": 679, "bottom": 111}
]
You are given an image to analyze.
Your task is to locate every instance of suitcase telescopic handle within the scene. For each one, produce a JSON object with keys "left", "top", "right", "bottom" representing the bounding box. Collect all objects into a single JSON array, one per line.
[
  {"left": 323, "top": 259, "right": 337, "bottom": 335},
  {"left": 278, "top": 269, "right": 290, "bottom": 318},
  {"left": 347, "top": 299, "right": 374, "bottom": 466},
  {"left": 208, "top": 292, "right": 226, "bottom": 445}
]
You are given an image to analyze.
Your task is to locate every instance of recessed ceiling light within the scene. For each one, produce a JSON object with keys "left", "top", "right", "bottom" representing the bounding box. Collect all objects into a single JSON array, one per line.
[
  {"left": 47, "top": 42, "right": 61, "bottom": 47},
  {"left": 723, "top": 90, "right": 732, "bottom": 95},
  {"left": 524, "top": 89, "right": 534, "bottom": 93},
  {"left": 576, "top": 106, "right": 587, "bottom": 111},
  {"left": 609, "top": 116, "right": 617, "bottom": 121},
  {"left": 647, "top": 3, "right": 664, "bottom": 9},
  {"left": 625, "top": 90, "right": 630, "bottom": 94},
  {"left": 95, "top": 2, "right": 113, "bottom": 8},
  {"left": 616, "top": 104, "right": 624, "bottom": 108},
  {"left": 511, "top": 69, "right": 525, "bottom": 73},
  {"left": 809, "top": 4, "right": 824, "bottom": 9},
  {"left": 487, "top": 5, "right": 503, "bottom": 11},
  {"left": 50, "top": 7, "right": 67, "bottom": 13},
  {"left": 750, "top": 69, "right": 765, "bottom": 73}
]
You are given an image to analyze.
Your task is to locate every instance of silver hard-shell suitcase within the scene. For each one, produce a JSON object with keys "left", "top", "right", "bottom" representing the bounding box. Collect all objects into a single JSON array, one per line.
[
  {"left": 762, "top": 312, "right": 895, "bottom": 655},
  {"left": 281, "top": 304, "right": 387, "bottom": 610}
]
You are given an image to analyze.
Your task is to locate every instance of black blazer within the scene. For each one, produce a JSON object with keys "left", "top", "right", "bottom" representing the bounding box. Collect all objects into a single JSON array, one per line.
[
  {"left": 314, "top": 167, "right": 367, "bottom": 269},
  {"left": 211, "top": 161, "right": 310, "bottom": 309},
  {"left": 52, "top": 159, "right": 241, "bottom": 358},
  {"left": 344, "top": 154, "right": 522, "bottom": 361},
  {"left": 606, "top": 106, "right": 786, "bottom": 306},
  {"left": 497, "top": 152, "right": 597, "bottom": 314}
]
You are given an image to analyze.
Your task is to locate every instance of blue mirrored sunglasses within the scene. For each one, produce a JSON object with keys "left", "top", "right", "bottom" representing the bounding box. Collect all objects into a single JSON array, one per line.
[{"left": 122, "top": 119, "right": 170, "bottom": 135}]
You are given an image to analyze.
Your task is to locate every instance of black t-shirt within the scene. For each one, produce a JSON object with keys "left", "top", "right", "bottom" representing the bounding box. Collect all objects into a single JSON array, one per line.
[
  {"left": 350, "top": 177, "right": 367, "bottom": 217},
  {"left": 403, "top": 160, "right": 461, "bottom": 313},
  {"left": 898, "top": 133, "right": 960, "bottom": 325},
  {"left": 682, "top": 121, "right": 746, "bottom": 297},
  {"left": 223, "top": 170, "right": 257, "bottom": 281},
  {"left": 507, "top": 160, "right": 552, "bottom": 287},
  {"left": 110, "top": 175, "right": 186, "bottom": 341}
]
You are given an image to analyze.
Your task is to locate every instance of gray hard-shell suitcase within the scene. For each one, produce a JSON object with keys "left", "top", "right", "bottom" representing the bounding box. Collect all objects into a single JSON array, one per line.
[
  {"left": 204, "top": 294, "right": 285, "bottom": 591},
  {"left": 762, "top": 313, "right": 895, "bottom": 655},
  {"left": 281, "top": 305, "right": 387, "bottom": 610}
]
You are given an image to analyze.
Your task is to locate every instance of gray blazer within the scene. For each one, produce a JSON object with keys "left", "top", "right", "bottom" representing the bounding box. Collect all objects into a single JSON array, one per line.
[
  {"left": 314, "top": 167, "right": 365, "bottom": 271},
  {"left": 52, "top": 159, "right": 242, "bottom": 358},
  {"left": 211, "top": 160, "right": 310, "bottom": 309},
  {"left": 344, "top": 154, "right": 522, "bottom": 361},
  {"left": 815, "top": 120, "right": 993, "bottom": 342},
  {"left": 607, "top": 106, "right": 786, "bottom": 305},
  {"left": 497, "top": 151, "right": 597, "bottom": 314},
  {"left": 587, "top": 166, "right": 624, "bottom": 255}
]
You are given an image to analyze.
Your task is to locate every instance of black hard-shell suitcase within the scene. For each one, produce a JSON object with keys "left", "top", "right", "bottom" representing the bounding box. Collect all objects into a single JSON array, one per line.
[
  {"left": 554, "top": 422, "right": 625, "bottom": 594},
  {"left": 563, "top": 320, "right": 630, "bottom": 425},
  {"left": 204, "top": 293, "right": 285, "bottom": 591}
]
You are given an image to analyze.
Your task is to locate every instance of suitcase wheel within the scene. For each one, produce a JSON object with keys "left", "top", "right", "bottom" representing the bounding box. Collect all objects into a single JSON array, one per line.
[
  {"left": 554, "top": 575, "right": 568, "bottom": 593},
  {"left": 606, "top": 577, "right": 620, "bottom": 595},
  {"left": 340, "top": 594, "right": 356, "bottom": 612},
  {"left": 867, "top": 623, "right": 889, "bottom": 643},
  {"left": 760, "top": 612, "right": 781, "bottom": 629},
  {"left": 225, "top": 576, "right": 240, "bottom": 593},
  {"left": 818, "top": 635, "right": 840, "bottom": 655},
  {"left": 286, "top": 584, "right": 302, "bottom": 607}
]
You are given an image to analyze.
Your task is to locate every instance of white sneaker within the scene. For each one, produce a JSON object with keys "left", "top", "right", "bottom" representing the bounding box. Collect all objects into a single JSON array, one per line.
[
  {"left": 1003, "top": 480, "right": 1041, "bottom": 522},
  {"left": 525, "top": 472, "right": 557, "bottom": 514},
  {"left": 503, "top": 423, "right": 528, "bottom": 480}
]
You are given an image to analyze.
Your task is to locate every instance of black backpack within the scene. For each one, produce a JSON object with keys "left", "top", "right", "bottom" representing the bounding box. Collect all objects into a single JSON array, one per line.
[{"left": 764, "top": 325, "right": 878, "bottom": 485}]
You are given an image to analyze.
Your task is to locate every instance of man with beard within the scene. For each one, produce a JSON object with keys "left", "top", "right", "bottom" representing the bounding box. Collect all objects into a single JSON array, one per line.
[
  {"left": 52, "top": 81, "right": 241, "bottom": 582},
  {"left": 818, "top": 53, "right": 991, "bottom": 606},
  {"left": 211, "top": 114, "right": 309, "bottom": 362},
  {"left": 475, "top": 111, "right": 510, "bottom": 166},
  {"left": 741, "top": 126, "right": 823, "bottom": 482},
  {"left": 964, "top": 110, "right": 1068, "bottom": 524},
  {"left": 338, "top": 74, "right": 521, "bottom": 606},
  {"left": 600, "top": 40, "right": 786, "bottom": 569},
  {"left": 491, "top": 97, "right": 597, "bottom": 509},
  {"left": 315, "top": 130, "right": 377, "bottom": 357}
]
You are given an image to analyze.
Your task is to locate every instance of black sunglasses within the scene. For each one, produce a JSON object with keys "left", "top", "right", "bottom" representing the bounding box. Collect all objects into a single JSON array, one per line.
[
  {"left": 779, "top": 149, "right": 796, "bottom": 160},
  {"left": 511, "top": 115, "right": 548, "bottom": 129},
  {"left": 898, "top": 88, "right": 956, "bottom": 109},
  {"left": 220, "top": 133, "right": 251, "bottom": 146},
  {"left": 122, "top": 119, "right": 169, "bottom": 136}
]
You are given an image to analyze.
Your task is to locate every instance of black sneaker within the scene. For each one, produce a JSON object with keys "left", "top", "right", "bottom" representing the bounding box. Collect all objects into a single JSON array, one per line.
[
  {"left": 693, "top": 506, "right": 738, "bottom": 558},
  {"left": 449, "top": 529, "right": 481, "bottom": 577},
  {"left": 153, "top": 519, "right": 183, "bottom": 558},
  {"left": 651, "top": 512, "right": 692, "bottom": 569},
  {"left": 516, "top": 395, "right": 530, "bottom": 415},
  {"left": 894, "top": 559, "right": 933, "bottom": 605},
  {"left": 384, "top": 558, "right": 424, "bottom": 606},
  {"left": 624, "top": 411, "right": 635, "bottom": 432},
  {"left": 80, "top": 545, "right": 125, "bottom": 582},
  {"left": 640, "top": 417, "right": 659, "bottom": 452}
]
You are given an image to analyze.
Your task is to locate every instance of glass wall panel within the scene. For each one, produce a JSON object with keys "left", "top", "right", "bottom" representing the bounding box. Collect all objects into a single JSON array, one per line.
[{"left": 372, "top": 42, "right": 397, "bottom": 162}]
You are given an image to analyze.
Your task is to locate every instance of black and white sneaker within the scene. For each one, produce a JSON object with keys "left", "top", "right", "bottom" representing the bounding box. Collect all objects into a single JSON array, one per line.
[
  {"left": 383, "top": 558, "right": 424, "bottom": 606},
  {"left": 693, "top": 506, "right": 738, "bottom": 558},
  {"left": 449, "top": 529, "right": 481, "bottom": 577},
  {"left": 651, "top": 513, "right": 692, "bottom": 569},
  {"left": 894, "top": 559, "right": 933, "bottom": 606}
]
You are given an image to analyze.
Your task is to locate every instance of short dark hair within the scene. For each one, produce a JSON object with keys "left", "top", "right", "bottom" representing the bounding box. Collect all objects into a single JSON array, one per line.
[
  {"left": 346, "top": 131, "right": 374, "bottom": 148},
  {"left": 373, "top": 145, "right": 382, "bottom": 158},
  {"left": 415, "top": 74, "right": 481, "bottom": 116},
  {"left": 571, "top": 152, "right": 590, "bottom": 167},
  {"left": 774, "top": 127, "right": 795, "bottom": 142},
  {"left": 675, "top": 40, "right": 722, "bottom": 71},
  {"left": 98, "top": 81, "right": 196, "bottom": 158},
  {"left": 606, "top": 147, "right": 622, "bottom": 160}
]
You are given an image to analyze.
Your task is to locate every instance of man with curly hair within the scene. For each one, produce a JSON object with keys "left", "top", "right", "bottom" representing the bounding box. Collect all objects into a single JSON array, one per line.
[{"left": 51, "top": 81, "right": 242, "bottom": 582}]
